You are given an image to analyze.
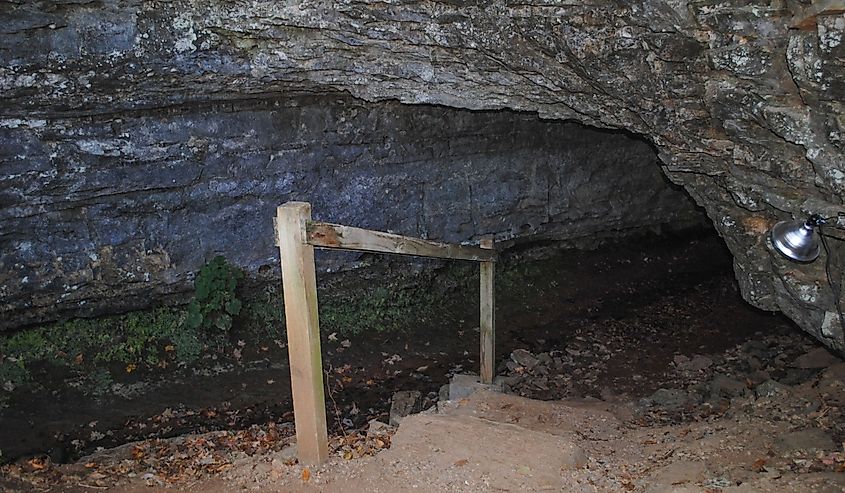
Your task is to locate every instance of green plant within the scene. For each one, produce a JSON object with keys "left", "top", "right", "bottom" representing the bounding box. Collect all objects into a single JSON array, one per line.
[
  {"left": 93, "top": 309, "right": 188, "bottom": 366},
  {"left": 185, "top": 256, "right": 244, "bottom": 339},
  {"left": 320, "top": 284, "right": 438, "bottom": 335}
]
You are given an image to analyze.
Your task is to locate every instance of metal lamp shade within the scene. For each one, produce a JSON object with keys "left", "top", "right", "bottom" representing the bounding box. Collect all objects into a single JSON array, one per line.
[{"left": 770, "top": 219, "right": 821, "bottom": 262}]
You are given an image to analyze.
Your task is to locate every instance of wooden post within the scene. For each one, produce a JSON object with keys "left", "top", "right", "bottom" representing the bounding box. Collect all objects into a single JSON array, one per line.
[
  {"left": 276, "top": 202, "right": 329, "bottom": 464},
  {"left": 479, "top": 235, "right": 495, "bottom": 384}
]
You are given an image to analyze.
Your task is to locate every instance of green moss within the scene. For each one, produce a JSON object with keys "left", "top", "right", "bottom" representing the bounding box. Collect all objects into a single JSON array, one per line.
[
  {"left": 0, "top": 307, "right": 201, "bottom": 389},
  {"left": 319, "top": 281, "right": 443, "bottom": 335}
]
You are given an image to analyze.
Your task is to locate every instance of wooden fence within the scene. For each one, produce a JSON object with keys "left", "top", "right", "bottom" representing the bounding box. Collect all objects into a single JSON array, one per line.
[{"left": 274, "top": 201, "right": 496, "bottom": 464}]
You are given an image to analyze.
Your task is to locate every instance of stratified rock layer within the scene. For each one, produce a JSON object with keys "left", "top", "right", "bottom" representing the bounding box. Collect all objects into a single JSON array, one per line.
[
  {"left": 0, "top": 95, "right": 701, "bottom": 328},
  {"left": 1, "top": 2, "right": 843, "bottom": 350}
]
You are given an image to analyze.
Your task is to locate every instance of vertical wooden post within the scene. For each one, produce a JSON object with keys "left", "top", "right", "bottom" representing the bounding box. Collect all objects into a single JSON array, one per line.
[
  {"left": 479, "top": 235, "right": 495, "bottom": 384},
  {"left": 276, "top": 202, "right": 329, "bottom": 464}
]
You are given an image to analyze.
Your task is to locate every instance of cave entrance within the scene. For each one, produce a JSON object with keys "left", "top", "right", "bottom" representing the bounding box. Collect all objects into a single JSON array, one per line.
[{"left": 0, "top": 94, "right": 810, "bottom": 469}]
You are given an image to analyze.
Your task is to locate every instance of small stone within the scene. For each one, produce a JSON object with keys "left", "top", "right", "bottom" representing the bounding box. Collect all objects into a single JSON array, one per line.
[
  {"left": 389, "top": 390, "right": 422, "bottom": 426},
  {"left": 710, "top": 375, "right": 747, "bottom": 398},
  {"left": 448, "top": 374, "right": 502, "bottom": 401},
  {"left": 537, "top": 353, "right": 553, "bottom": 365},
  {"left": 754, "top": 379, "right": 788, "bottom": 398},
  {"left": 438, "top": 384, "right": 450, "bottom": 402},
  {"left": 649, "top": 388, "right": 689, "bottom": 410},
  {"left": 366, "top": 419, "right": 393, "bottom": 437},
  {"left": 511, "top": 349, "right": 540, "bottom": 369},
  {"left": 790, "top": 347, "right": 841, "bottom": 369}
]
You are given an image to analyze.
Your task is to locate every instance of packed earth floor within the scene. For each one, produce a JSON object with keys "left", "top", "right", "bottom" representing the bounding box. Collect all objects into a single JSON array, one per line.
[{"left": 1, "top": 229, "right": 844, "bottom": 492}]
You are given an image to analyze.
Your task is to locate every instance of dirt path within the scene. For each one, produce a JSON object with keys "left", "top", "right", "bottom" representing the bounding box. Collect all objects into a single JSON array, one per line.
[{"left": 8, "top": 370, "right": 844, "bottom": 493}]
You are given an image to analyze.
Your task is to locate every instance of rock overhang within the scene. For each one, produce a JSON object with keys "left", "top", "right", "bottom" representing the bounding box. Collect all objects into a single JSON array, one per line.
[{"left": 1, "top": 1, "right": 843, "bottom": 351}]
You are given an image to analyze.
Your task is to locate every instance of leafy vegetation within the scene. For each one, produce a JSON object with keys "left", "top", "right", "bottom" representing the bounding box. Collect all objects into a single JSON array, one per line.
[
  {"left": 0, "top": 257, "right": 246, "bottom": 394},
  {"left": 0, "top": 308, "right": 194, "bottom": 392},
  {"left": 0, "top": 255, "right": 489, "bottom": 397},
  {"left": 185, "top": 256, "right": 244, "bottom": 341},
  {"left": 320, "top": 283, "right": 440, "bottom": 335}
]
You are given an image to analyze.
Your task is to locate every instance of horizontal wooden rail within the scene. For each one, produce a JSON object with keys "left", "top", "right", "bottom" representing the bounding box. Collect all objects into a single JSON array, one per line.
[{"left": 306, "top": 221, "right": 497, "bottom": 262}]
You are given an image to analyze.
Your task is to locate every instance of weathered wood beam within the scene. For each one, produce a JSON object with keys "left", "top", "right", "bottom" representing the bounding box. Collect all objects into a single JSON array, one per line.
[
  {"left": 276, "top": 202, "right": 329, "bottom": 464},
  {"left": 479, "top": 235, "right": 496, "bottom": 384},
  {"left": 306, "top": 221, "right": 497, "bottom": 262}
]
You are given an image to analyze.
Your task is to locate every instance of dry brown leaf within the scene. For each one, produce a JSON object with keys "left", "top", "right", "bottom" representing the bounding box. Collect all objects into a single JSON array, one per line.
[
  {"left": 301, "top": 468, "right": 311, "bottom": 481},
  {"left": 27, "top": 458, "right": 48, "bottom": 470},
  {"left": 751, "top": 458, "right": 767, "bottom": 472},
  {"left": 454, "top": 459, "right": 469, "bottom": 467},
  {"left": 132, "top": 445, "right": 146, "bottom": 460}
]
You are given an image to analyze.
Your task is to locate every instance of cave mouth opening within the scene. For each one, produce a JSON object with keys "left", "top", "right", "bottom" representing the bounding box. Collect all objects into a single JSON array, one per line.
[{"left": 0, "top": 93, "right": 819, "bottom": 467}]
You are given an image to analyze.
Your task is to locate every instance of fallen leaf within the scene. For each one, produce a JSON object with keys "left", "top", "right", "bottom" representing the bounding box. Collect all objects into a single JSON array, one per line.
[
  {"left": 328, "top": 332, "right": 338, "bottom": 342},
  {"left": 132, "top": 445, "right": 146, "bottom": 460},
  {"left": 125, "top": 362, "right": 137, "bottom": 373},
  {"left": 301, "top": 468, "right": 311, "bottom": 481},
  {"left": 752, "top": 458, "right": 767, "bottom": 472},
  {"left": 267, "top": 379, "right": 276, "bottom": 385},
  {"left": 454, "top": 459, "right": 469, "bottom": 467},
  {"left": 74, "top": 353, "right": 84, "bottom": 365},
  {"left": 27, "top": 457, "right": 48, "bottom": 470},
  {"left": 164, "top": 344, "right": 175, "bottom": 352}
]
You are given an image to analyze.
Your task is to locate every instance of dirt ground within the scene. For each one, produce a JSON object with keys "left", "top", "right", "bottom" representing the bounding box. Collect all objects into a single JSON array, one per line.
[{"left": 2, "top": 231, "right": 844, "bottom": 491}]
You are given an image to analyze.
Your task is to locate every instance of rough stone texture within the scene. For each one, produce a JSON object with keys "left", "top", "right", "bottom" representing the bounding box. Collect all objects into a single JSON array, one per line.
[
  {"left": 1, "top": 1, "right": 844, "bottom": 350},
  {"left": 389, "top": 390, "right": 423, "bottom": 426},
  {"left": 0, "top": 95, "right": 699, "bottom": 328},
  {"left": 448, "top": 373, "right": 503, "bottom": 401}
]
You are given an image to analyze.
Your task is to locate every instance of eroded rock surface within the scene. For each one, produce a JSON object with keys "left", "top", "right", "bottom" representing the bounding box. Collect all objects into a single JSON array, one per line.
[
  {"left": 1, "top": 1, "right": 844, "bottom": 350},
  {"left": 0, "top": 96, "right": 700, "bottom": 328}
]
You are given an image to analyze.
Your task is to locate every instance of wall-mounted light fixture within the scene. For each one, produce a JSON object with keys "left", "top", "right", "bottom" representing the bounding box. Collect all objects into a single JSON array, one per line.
[
  {"left": 770, "top": 214, "right": 827, "bottom": 262},
  {"left": 770, "top": 213, "right": 845, "bottom": 338}
]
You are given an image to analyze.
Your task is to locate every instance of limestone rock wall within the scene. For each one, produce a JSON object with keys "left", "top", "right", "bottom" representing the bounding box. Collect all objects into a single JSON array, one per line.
[
  {"left": 0, "top": 95, "right": 701, "bottom": 328},
  {"left": 1, "top": 1, "right": 843, "bottom": 350}
]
